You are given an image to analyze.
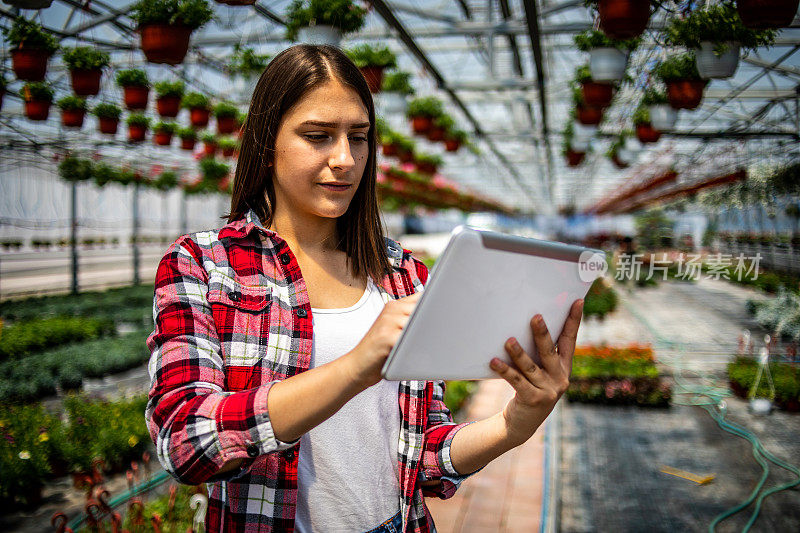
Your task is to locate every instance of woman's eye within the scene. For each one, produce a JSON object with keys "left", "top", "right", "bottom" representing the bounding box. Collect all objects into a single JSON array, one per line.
[
  {"left": 304, "top": 133, "right": 328, "bottom": 141},
  {"left": 350, "top": 135, "right": 368, "bottom": 142}
]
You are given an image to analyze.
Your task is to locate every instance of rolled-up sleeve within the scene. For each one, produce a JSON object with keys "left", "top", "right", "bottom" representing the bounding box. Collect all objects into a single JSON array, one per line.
[{"left": 145, "top": 237, "right": 297, "bottom": 485}]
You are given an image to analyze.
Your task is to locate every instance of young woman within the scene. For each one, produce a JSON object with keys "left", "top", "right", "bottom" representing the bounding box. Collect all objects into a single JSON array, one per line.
[{"left": 146, "top": 45, "right": 584, "bottom": 533}]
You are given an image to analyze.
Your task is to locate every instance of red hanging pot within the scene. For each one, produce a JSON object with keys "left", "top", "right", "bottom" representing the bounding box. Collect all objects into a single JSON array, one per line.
[
  {"left": 565, "top": 149, "right": 586, "bottom": 167},
  {"left": 426, "top": 126, "right": 446, "bottom": 142},
  {"left": 70, "top": 69, "right": 102, "bottom": 96},
  {"left": 382, "top": 143, "right": 398, "bottom": 157},
  {"left": 222, "top": 146, "right": 235, "bottom": 158},
  {"left": 736, "top": 0, "right": 800, "bottom": 29},
  {"left": 581, "top": 81, "right": 615, "bottom": 108},
  {"left": 444, "top": 139, "right": 461, "bottom": 152},
  {"left": 25, "top": 99, "right": 51, "bottom": 121},
  {"left": 666, "top": 79, "right": 708, "bottom": 110},
  {"left": 416, "top": 162, "right": 437, "bottom": 175},
  {"left": 190, "top": 108, "right": 210, "bottom": 127},
  {"left": 11, "top": 48, "right": 51, "bottom": 82},
  {"left": 98, "top": 117, "right": 118, "bottom": 135},
  {"left": 597, "top": 0, "right": 652, "bottom": 40},
  {"left": 635, "top": 122, "right": 662, "bottom": 143},
  {"left": 181, "top": 137, "right": 196, "bottom": 151},
  {"left": 153, "top": 131, "right": 173, "bottom": 146},
  {"left": 398, "top": 149, "right": 414, "bottom": 164},
  {"left": 156, "top": 95, "right": 181, "bottom": 118},
  {"left": 123, "top": 85, "right": 149, "bottom": 110},
  {"left": 203, "top": 141, "right": 217, "bottom": 157},
  {"left": 139, "top": 24, "right": 193, "bottom": 65},
  {"left": 217, "top": 116, "right": 237, "bottom": 135},
  {"left": 410, "top": 115, "right": 433, "bottom": 135},
  {"left": 128, "top": 124, "right": 147, "bottom": 143},
  {"left": 61, "top": 109, "right": 85, "bottom": 128},
  {"left": 576, "top": 104, "right": 604, "bottom": 125},
  {"left": 359, "top": 65, "right": 385, "bottom": 93}
]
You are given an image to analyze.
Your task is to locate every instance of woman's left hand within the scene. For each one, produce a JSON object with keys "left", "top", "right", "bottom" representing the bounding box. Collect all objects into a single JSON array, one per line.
[{"left": 489, "top": 298, "right": 584, "bottom": 446}]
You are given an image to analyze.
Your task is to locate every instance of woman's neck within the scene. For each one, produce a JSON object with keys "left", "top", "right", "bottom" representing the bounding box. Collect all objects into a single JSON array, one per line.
[{"left": 268, "top": 210, "right": 340, "bottom": 256}]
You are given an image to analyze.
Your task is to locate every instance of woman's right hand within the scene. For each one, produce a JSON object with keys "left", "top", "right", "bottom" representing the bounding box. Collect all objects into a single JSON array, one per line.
[{"left": 344, "top": 291, "right": 422, "bottom": 389}]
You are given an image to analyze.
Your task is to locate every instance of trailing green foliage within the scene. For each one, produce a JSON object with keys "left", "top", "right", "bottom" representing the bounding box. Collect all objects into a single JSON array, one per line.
[
  {"left": 218, "top": 137, "right": 238, "bottom": 150},
  {"left": 56, "top": 95, "right": 87, "bottom": 111},
  {"left": 126, "top": 113, "right": 151, "bottom": 127},
  {"left": 212, "top": 101, "right": 238, "bottom": 118},
  {"left": 346, "top": 44, "right": 397, "bottom": 68},
  {"left": 153, "top": 121, "right": 177, "bottom": 134},
  {"left": 115, "top": 68, "right": 150, "bottom": 87},
  {"left": 3, "top": 18, "right": 59, "bottom": 53},
  {"left": 583, "top": 278, "right": 618, "bottom": 319},
  {"left": 228, "top": 44, "right": 270, "bottom": 77},
  {"left": 642, "top": 86, "right": 668, "bottom": 106},
  {"left": 22, "top": 81, "right": 53, "bottom": 101},
  {"left": 664, "top": 3, "right": 776, "bottom": 54},
  {"left": 61, "top": 46, "right": 110, "bottom": 70},
  {"left": 413, "top": 152, "right": 443, "bottom": 167},
  {"left": 201, "top": 131, "right": 217, "bottom": 143},
  {"left": 573, "top": 30, "right": 640, "bottom": 51},
  {"left": 154, "top": 80, "right": 185, "bottom": 98},
  {"left": 199, "top": 157, "right": 230, "bottom": 181},
  {"left": 181, "top": 91, "right": 209, "bottom": 109},
  {"left": 0, "top": 316, "right": 114, "bottom": 362},
  {"left": 285, "top": 0, "right": 367, "bottom": 40},
  {"left": 130, "top": 0, "right": 214, "bottom": 29},
  {"left": 406, "top": 96, "right": 443, "bottom": 118},
  {"left": 654, "top": 52, "right": 702, "bottom": 81},
  {"left": 177, "top": 126, "right": 197, "bottom": 139},
  {"left": 152, "top": 170, "right": 179, "bottom": 191},
  {"left": 92, "top": 102, "right": 122, "bottom": 119},
  {"left": 58, "top": 156, "right": 94, "bottom": 182},
  {"left": 381, "top": 71, "right": 414, "bottom": 94},
  {"left": 633, "top": 104, "right": 650, "bottom": 125}
]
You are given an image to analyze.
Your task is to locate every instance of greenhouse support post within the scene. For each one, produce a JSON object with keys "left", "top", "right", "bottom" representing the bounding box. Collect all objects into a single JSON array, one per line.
[
  {"left": 132, "top": 182, "right": 140, "bottom": 286},
  {"left": 70, "top": 180, "right": 78, "bottom": 295}
]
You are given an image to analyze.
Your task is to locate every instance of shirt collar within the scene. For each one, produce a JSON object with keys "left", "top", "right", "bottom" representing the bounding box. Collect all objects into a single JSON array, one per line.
[{"left": 218, "top": 208, "right": 273, "bottom": 241}]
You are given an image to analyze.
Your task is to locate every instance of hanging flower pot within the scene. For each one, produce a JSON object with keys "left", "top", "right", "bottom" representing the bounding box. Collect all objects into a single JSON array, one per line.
[
  {"left": 22, "top": 82, "right": 53, "bottom": 121},
  {"left": 221, "top": 145, "right": 236, "bottom": 158},
  {"left": 202, "top": 137, "right": 218, "bottom": 157},
  {"left": 58, "top": 97, "right": 87, "bottom": 128},
  {"left": 153, "top": 122, "right": 176, "bottom": 146},
  {"left": 581, "top": 81, "right": 615, "bottom": 108},
  {"left": 444, "top": 139, "right": 461, "bottom": 152},
  {"left": 648, "top": 104, "right": 678, "bottom": 131},
  {"left": 93, "top": 103, "right": 121, "bottom": 135},
  {"left": 397, "top": 149, "right": 414, "bottom": 164},
  {"left": 695, "top": 42, "right": 740, "bottom": 79},
  {"left": 180, "top": 137, "right": 196, "bottom": 151},
  {"left": 190, "top": 108, "right": 211, "bottom": 127},
  {"left": 666, "top": 79, "right": 708, "bottom": 110},
  {"left": 426, "top": 125, "right": 446, "bottom": 142},
  {"left": 183, "top": 92, "right": 211, "bottom": 127},
  {"left": 126, "top": 113, "right": 150, "bottom": 143},
  {"left": 69, "top": 69, "right": 102, "bottom": 96},
  {"left": 736, "top": 0, "right": 800, "bottom": 29},
  {"left": 156, "top": 96, "right": 180, "bottom": 117},
  {"left": 286, "top": 0, "right": 366, "bottom": 44},
  {"left": 570, "top": 136, "right": 591, "bottom": 153},
  {"left": 122, "top": 85, "right": 149, "bottom": 110},
  {"left": 382, "top": 142, "right": 398, "bottom": 157},
  {"left": 296, "top": 25, "right": 343, "bottom": 46},
  {"left": 131, "top": 0, "right": 212, "bottom": 64},
  {"left": 98, "top": 117, "right": 119, "bottom": 135},
  {"left": 406, "top": 96, "right": 444, "bottom": 136},
  {"left": 138, "top": 24, "right": 193, "bottom": 65},
  {"left": 611, "top": 154, "right": 629, "bottom": 169},
  {"left": 63, "top": 47, "right": 110, "bottom": 96},
  {"left": 635, "top": 122, "right": 661, "bottom": 144},
  {"left": 360, "top": 66, "right": 385, "bottom": 93},
  {"left": 415, "top": 154, "right": 442, "bottom": 175},
  {"left": 214, "top": 102, "right": 239, "bottom": 134},
  {"left": 410, "top": 116, "right": 433, "bottom": 135},
  {"left": 346, "top": 45, "right": 398, "bottom": 93},
  {"left": 565, "top": 148, "right": 586, "bottom": 167},
  {"left": 11, "top": 49, "right": 51, "bottom": 82},
  {"left": 597, "top": 0, "right": 652, "bottom": 40},
  {"left": 576, "top": 104, "right": 604, "bottom": 125},
  {"left": 589, "top": 47, "right": 628, "bottom": 82}
]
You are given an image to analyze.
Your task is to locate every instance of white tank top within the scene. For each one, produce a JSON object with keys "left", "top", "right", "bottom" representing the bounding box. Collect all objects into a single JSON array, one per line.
[{"left": 294, "top": 277, "right": 401, "bottom": 533}]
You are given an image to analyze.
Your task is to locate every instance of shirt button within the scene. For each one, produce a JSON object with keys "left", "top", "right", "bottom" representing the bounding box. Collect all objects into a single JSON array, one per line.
[
  {"left": 280, "top": 253, "right": 290, "bottom": 265},
  {"left": 286, "top": 449, "right": 296, "bottom": 460},
  {"left": 296, "top": 308, "right": 307, "bottom": 318},
  {"left": 229, "top": 291, "right": 241, "bottom": 302},
  {"left": 246, "top": 444, "right": 259, "bottom": 458}
]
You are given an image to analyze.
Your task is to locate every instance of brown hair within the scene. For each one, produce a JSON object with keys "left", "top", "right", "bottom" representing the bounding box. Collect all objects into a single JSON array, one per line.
[{"left": 226, "top": 44, "right": 391, "bottom": 282}]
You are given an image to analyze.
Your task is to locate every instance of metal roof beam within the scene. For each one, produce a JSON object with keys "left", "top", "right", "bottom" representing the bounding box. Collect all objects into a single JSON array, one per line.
[
  {"left": 387, "top": 1, "right": 460, "bottom": 24},
  {"left": 252, "top": 2, "right": 285, "bottom": 26},
  {"left": 62, "top": 2, "right": 135, "bottom": 36}
]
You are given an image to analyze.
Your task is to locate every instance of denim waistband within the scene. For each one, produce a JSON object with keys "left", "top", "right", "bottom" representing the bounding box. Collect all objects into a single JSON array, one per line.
[{"left": 364, "top": 510, "right": 402, "bottom": 533}]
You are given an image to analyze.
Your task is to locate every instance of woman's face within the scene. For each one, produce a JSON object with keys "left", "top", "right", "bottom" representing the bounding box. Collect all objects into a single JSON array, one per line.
[{"left": 271, "top": 78, "right": 371, "bottom": 225}]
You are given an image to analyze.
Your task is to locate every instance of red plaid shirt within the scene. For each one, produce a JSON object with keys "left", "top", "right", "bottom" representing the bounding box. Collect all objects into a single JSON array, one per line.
[{"left": 146, "top": 209, "right": 473, "bottom": 532}]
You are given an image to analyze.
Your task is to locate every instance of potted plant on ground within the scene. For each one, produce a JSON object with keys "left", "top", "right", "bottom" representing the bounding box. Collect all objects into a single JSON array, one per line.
[
  {"left": 57, "top": 95, "right": 88, "bottom": 128},
  {"left": 4, "top": 18, "right": 59, "bottom": 81},
  {"left": 213, "top": 101, "right": 239, "bottom": 134},
  {"left": 346, "top": 44, "right": 397, "bottom": 93},
  {"left": 154, "top": 80, "right": 185, "bottom": 117},
  {"left": 182, "top": 92, "right": 211, "bottom": 127},
  {"left": 227, "top": 44, "right": 270, "bottom": 96},
  {"left": 61, "top": 46, "right": 110, "bottom": 96},
  {"left": 633, "top": 104, "right": 661, "bottom": 144},
  {"left": 444, "top": 128, "right": 468, "bottom": 152},
  {"left": 736, "top": 0, "right": 800, "bottom": 29},
  {"left": 201, "top": 132, "right": 218, "bottom": 157},
  {"left": 642, "top": 86, "right": 677, "bottom": 131},
  {"left": 576, "top": 64, "right": 615, "bottom": 108},
  {"left": 92, "top": 103, "right": 121, "bottom": 135},
  {"left": 177, "top": 127, "right": 197, "bottom": 150},
  {"left": 584, "top": 0, "right": 656, "bottom": 40},
  {"left": 428, "top": 114, "right": 454, "bottom": 142},
  {"left": 116, "top": 69, "right": 150, "bottom": 110},
  {"left": 21, "top": 82, "right": 53, "bottom": 121},
  {"left": 380, "top": 70, "right": 414, "bottom": 113},
  {"left": 126, "top": 113, "right": 150, "bottom": 143},
  {"left": 414, "top": 152, "right": 443, "bottom": 175},
  {"left": 285, "top": 0, "right": 367, "bottom": 46},
  {"left": 218, "top": 137, "right": 238, "bottom": 158},
  {"left": 654, "top": 53, "right": 708, "bottom": 110},
  {"left": 665, "top": 3, "right": 776, "bottom": 79},
  {"left": 574, "top": 30, "right": 639, "bottom": 82},
  {"left": 152, "top": 121, "right": 177, "bottom": 146},
  {"left": 130, "top": 0, "right": 214, "bottom": 65},
  {"left": 406, "top": 96, "right": 444, "bottom": 135}
]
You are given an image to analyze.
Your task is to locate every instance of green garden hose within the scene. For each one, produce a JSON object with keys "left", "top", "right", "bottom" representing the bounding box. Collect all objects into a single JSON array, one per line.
[{"left": 622, "top": 300, "right": 800, "bottom": 532}]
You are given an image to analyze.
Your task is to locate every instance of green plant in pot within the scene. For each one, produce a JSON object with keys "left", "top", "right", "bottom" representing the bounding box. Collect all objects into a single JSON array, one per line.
[
  {"left": 583, "top": 0, "right": 657, "bottom": 40},
  {"left": 379, "top": 70, "right": 414, "bottom": 114},
  {"left": 561, "top": 121, "right": 587, "bottom": 167},
  {"left": 213, "top": 101, "right": 239, "bottom": 135},
  {"left": 3, "top": 18, "right": 59, "bottom": 81},
  {"left": 572, "top": 85, "right": 604, "bottom": 125},
  {"left": 154, "top": 80, "right": 185, "bottom": 118},
  {"left": 641, "top": 86, "right": 677, "bottom": 131},
  {"left": 130, "top": 0, "right": 214, "bottom": 65},
  {"left": 665, "top": 3, "right": 776, "bottom": 79},
  {"left": 574, "top": 30, "right": 639, "bottom": 82},
  {"left": 56, "top": 95, "right": 88, "bottom": 129},
  {"left": 218, "top": 137, "right": 238, "bottom": 158},
  {"left": 228, "top": 43, "right": 270, "bottom": 80},
  {"left": 654, "top": 52, "right": 707, "bottom": 110},
  {"left": 444, "top": 128, "right": 468, "bottom": 153},
  {"left": 406, "top": 96, "right": 444, "bottom": 136},
  {"left": 152, "top": 121, "right": 177, "bottom": 146},
  {"left": 576, "top": 63, "right": 615, "bottom": 108},
  {"left": 182, "top": 92, "right": 211, "bottom": 127},
  {"left": 606, "top": 134, "right": 631, "bottom": 169},
  {"left": 177, "top": 126, "right": 198, "bottom": 150},
  {"left": 633, "top": 104, "right": 661, "bottom": 144},
  {"left": 115, "top": 69, "right": 150, "bottom": 110},
  {"left": 21, "top": 82, "right": 54, "bottom": 121},
  {"left": 92, "top": 103, "right": 122, "bottom": 135},
  {"left": 736, "top": 0, "right": 800, "bottom": 30},
  {"left": 126, "top": 113, "right": 150, "bottom": 143},
  {"left": 427, "top": 113, "right": 455, "bottom": 143},
  {"left": 285, "top": 0, "right": 367, "bottom": 46},
  {"left": 346, "top": 44, "right": 397, "bottom": 93},
  {"left": 61, "top": 47, "right": 110, "bottom": 96},
  {"left": 414, "top": 152, "right": 443, "bottom": 175},
  {"left": 201, "top": 131, "right": 218, "bottom": 157}
]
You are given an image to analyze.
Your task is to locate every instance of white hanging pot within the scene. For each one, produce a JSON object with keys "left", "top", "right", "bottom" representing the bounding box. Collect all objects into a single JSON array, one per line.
[
  {"left": 297, "top": 25, "right": 342, "bottom": 47},
  {"left": 570, "top": 137, "right": 591, "bottom": 152},
  {"left": 573, "top": 121, "right": 597, "bottom": 142},
  {"left": 696, "top": 41, "right": 740, "bottom": 79},
  {"left": 623, "top": 137, "right": 641, "bottom": 152},
  {"left": 589, "top": 47, "right": 628, "bottom": 82},
  {"left": 749, "top": 397, "right": 772, "bottom": 415},
  {"left": 617, "top": 147, "right": 636, "bottom": 165},
  {"left": 648, "top": 104, "right": 678, "bottom": 131},
  {"left": 378, "top": 92, "right": 408, "bottom": 115}
]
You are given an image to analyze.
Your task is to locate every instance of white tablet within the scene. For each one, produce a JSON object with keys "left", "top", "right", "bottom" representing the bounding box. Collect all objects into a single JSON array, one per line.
[{"left": 380, "top": 225, "right": 607, "bottom": 381}]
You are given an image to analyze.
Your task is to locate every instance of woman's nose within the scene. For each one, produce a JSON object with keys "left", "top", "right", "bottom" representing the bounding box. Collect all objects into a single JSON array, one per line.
[{"left": 329, "top": 134, "right": 355, "bottom": 171}]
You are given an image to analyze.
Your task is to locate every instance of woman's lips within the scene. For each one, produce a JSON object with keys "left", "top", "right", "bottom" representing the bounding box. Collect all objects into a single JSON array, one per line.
[{"left": 318, "top": 183, "right": 352, "bottom": 191}]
